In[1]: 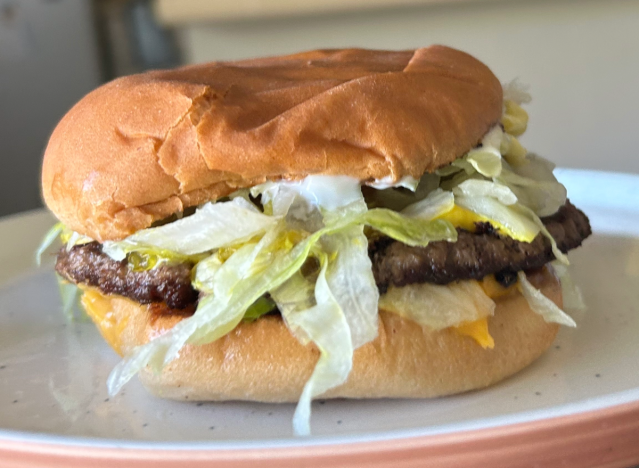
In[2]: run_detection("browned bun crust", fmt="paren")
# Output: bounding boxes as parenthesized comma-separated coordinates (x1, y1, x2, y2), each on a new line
(90, 268, 561, 402)
(42, 46, 502, 242)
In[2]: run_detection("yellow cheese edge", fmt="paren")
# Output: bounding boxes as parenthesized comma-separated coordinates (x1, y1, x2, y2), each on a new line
(437, 205, 533, 243)
(80, 289, 127, 356)
(454, 317, 494, 349)
(452, 276, 517, 349)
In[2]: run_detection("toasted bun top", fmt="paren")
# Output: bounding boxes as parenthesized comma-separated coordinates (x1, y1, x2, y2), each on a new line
(42, 46, 502, 241)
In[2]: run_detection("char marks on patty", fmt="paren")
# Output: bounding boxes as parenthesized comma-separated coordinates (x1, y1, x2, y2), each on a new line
(55, 201, 591, 309)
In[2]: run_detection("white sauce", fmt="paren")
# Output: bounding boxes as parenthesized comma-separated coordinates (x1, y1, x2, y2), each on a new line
(296, 175, 363, 210)
(367, 175, 419, 191)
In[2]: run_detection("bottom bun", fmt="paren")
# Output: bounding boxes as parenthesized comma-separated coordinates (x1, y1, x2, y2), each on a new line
(87, 268, 562, 402)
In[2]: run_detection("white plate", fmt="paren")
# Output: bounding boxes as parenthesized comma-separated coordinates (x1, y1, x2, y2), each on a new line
(1, 169, 638, 465)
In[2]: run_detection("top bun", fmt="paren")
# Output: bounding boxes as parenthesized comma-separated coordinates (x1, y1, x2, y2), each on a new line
(42, 46, 502, 241)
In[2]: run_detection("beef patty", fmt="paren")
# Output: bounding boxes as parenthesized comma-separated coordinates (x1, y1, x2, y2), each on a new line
(372, 200, 591, 293)
(55, 201, 591, 309)
(56, 242, 198, 309)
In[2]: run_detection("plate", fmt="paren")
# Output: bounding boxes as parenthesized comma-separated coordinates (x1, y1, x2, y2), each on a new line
(1, 169, 639, 467)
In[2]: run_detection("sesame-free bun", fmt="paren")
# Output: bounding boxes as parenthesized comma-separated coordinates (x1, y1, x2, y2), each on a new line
(87, 268, 561, 402)
(42, 46, 502, 242)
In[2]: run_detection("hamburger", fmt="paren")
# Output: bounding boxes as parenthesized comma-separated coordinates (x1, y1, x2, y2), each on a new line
(38, 46, 591, 435)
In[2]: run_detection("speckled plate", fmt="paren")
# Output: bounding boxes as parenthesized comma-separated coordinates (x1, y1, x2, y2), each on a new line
(1, 169, 639, 468)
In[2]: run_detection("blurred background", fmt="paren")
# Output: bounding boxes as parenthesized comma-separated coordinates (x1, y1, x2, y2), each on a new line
(1, 0, 638, 218)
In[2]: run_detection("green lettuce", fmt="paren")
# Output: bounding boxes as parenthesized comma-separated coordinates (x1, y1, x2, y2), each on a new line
(272, 258, 353, 436)
(242, 296, 277, 322)
(379, 280, 495, 330)
(102, 198, 278, 261)
(36, 223, 64, 266)
(517, 271, 576, 327)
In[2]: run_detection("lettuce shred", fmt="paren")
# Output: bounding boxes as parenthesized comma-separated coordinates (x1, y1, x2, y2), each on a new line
(517, 271, 576, 327)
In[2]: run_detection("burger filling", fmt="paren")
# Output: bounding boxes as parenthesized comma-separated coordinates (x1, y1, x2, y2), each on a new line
(38, 81, 591, 436)
(54, 200, 590, 309)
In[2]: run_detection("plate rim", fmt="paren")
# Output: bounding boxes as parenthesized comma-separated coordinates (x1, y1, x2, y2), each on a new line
(1, 399, 638, 467)
(0, 385, 638, 451)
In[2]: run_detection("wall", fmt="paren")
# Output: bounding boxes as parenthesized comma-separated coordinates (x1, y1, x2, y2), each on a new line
(0, 0, 102, 217)
(178, 0, 639, 174)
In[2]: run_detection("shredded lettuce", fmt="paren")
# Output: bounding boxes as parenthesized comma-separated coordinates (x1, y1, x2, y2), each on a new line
(436, 164, 464, 178)
(104, 159, 568, 439)
(466, 148, 502, 178)
(379, 281, 495, 330)
(37, 223, 94, 266)
(451, 158, 476, 175)
(271, 273, 315, 341)
(452, 180, 518, 205)
(356, 209, 457, 246)
(500, 134, 528, 167)
(482, 124, 506, 149)
(37, 225, 86, 320)
(64, 231, 93, 251)
(443, 126, 504, 180)
(108, 239, 284, 390)
(497, 155, 567, 217)
(36, 223, 64, 265)
(103, 198, 278, 261)
(401, 189, 455, 220)
(517, 271, 576, 327)
(321, 226, 379, 349)
(273, 258, 353, 436)
(191, 254, 224, 294)
(56, 275, 84, 321)
(503, 79, 532, 105)
(551, 262, 586, 312)
(242, 296, 277, 322)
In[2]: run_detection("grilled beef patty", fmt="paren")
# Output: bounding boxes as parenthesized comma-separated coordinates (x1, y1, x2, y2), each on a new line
(55, 201, 591, 309)
(55, 242, 197, 309)
(371, 201, 591, 293)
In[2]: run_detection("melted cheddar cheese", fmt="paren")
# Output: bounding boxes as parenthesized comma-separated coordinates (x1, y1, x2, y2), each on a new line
(479, 274, 517, 299)
(451, 276, 517, 349)
(454, 317, 494, 349)
(437, 205, 528, 240)
(81, 290, 127, 356)
(436, 205, 488, 233)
